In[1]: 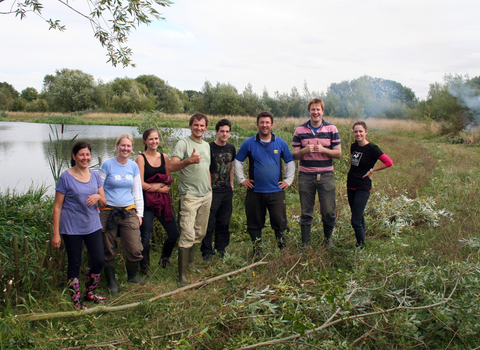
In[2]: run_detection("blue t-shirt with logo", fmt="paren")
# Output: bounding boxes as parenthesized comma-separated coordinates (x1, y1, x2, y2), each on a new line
(100, 158, 140, 207)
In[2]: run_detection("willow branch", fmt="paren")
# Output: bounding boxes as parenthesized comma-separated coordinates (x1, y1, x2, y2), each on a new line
(14, 260, 268, 322)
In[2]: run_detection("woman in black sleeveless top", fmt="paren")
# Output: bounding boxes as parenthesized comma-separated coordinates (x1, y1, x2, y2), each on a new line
(136, 128, 180, 273)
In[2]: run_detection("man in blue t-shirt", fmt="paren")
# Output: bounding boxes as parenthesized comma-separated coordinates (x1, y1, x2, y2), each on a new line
(235, 111, 295, 261)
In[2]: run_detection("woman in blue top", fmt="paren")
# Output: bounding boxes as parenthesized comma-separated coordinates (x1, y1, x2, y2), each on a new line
(52, 141, 107, 310)
(99, 134, 144, 294)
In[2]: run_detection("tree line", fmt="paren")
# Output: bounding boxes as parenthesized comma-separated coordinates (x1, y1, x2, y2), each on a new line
(1, 69, 479, 128)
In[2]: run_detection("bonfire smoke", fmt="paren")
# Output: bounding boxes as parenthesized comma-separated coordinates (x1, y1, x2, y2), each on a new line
(448, 83, 480, 124)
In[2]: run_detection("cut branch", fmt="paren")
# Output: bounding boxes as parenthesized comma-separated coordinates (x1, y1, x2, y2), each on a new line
(15, 260, 268, 322)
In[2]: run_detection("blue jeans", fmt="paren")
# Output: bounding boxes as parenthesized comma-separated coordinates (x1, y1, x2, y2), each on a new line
(347, 189, 370, 247)
(140, 209, 180, 248)
(201, 190, 233, 257)
(62, 229, 105, 279)
(298, 172, 336, 226)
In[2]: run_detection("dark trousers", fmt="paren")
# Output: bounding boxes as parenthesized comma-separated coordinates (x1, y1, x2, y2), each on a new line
(347, 189, 370, 246)
(62, 229, 105, 279)
(201, 190, 233, 257)
(298, 172, 336, 226)
(140, 209, 180, 248)
(245, 190, 288, 246)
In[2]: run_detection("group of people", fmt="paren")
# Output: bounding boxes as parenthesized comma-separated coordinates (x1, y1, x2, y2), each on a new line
(52, 98, 393, 310)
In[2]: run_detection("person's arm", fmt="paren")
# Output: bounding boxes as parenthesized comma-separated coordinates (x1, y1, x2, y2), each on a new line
(51, 191, 65, 249)
(293, 143, 314, 160)
(96, 186, 107, 208)
(229, 161, 235, 190)
(136, 154, 154, 192)
(314, 143, 342, 159)
(86, 186, 107, 208)
(363, 154, 393, 179)
(234, 158, 254, 189)
(281, 161, 295, 188)
(170, 149, 201, 172)
(132, 173, 144, 224)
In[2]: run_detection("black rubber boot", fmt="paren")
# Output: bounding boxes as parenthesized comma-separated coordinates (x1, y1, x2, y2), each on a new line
(323, 225, 334, 249)
(301, 225, 311, 246)
(103, 262, 119, 294)
(274, 230, 286, 250)
(139, 245, 150, 275)
(160, 239, 176, 268)
(125, 260, 145, 284)
(178, 247, 189, 286)
(248, 230, 263, 262)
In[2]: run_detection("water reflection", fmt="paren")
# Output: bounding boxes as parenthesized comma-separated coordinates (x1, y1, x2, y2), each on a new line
(0, 122, 214, 194)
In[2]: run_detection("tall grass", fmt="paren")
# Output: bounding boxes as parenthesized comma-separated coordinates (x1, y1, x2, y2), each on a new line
(1, 117, 480, 348)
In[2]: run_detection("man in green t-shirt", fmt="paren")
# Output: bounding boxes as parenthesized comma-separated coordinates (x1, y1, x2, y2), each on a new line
(170, 113, 212, 286)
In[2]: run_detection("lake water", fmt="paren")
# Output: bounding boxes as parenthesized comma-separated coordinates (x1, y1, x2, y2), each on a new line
(0, 122, 213, 194)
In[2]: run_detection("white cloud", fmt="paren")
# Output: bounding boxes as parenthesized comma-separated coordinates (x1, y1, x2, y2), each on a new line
(1, 0, 479, 99)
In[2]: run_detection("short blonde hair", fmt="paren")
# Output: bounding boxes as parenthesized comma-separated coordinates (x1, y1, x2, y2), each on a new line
(115, 134, 134, 149)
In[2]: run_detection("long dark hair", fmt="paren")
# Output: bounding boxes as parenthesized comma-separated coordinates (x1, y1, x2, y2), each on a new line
(142, 128, 158, 151)
(71, 141, 92, 167)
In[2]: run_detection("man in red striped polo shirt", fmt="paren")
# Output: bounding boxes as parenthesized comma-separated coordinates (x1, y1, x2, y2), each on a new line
(292, 98, 342, 248)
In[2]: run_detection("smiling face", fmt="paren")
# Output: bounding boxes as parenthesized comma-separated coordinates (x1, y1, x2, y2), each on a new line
(353, 124, 368, 143)
(257, 116, 273, 138)
(72, 147, 91, 169)
(309, 103, 324, 127)
(144, 130, 159, 151)
(189, 117, 207, 141)
(116, 137, 133, 159)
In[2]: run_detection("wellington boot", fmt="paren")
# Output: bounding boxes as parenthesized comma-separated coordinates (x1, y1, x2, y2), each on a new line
(160, 240, 176, 268)
(84, 268, 106, 304)
(323, 225, 334, 249)
(187, 245, 203, 272)
(103, 263, 119, 294)
(125, 260, 145, 284)
(178, 247, 189, 286)
(68, 278, 88, 310)
(300, 225, 311, 246)
(139, 245, 150, 275)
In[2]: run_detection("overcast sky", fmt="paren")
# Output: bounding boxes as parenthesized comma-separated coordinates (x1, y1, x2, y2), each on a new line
(1, 0, 479, 100)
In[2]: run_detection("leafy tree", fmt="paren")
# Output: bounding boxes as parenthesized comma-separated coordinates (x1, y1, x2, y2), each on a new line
(241, 83, 263, 117)
(324, 75, 417, 118)
(135, 74, 183, 113)
(20, 87, 38, 102)
(42, 68, 96, 112)
(1, 0, 172, 67)
(0, 82, 21, 111)
(182, 89, 202, 113)
(25, 98, 48, 112)
(109, 77, 154, 112)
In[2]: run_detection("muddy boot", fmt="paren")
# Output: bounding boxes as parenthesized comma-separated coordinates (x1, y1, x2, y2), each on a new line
(323, 225, 334, 249)
(125, 260, 145, 284)
(275, 230, 286, 250)
(139, 245, 150, 275)
(84, 268, 106, 304)
(300, 225, 311, 246)
(187, 244, 203, 272)
(104, 261, 119, 294)
(178, 247, 189, 286)
(160, 239, 176, 268)
(248, 230, 263, 262)
(68, 277, 88, 310)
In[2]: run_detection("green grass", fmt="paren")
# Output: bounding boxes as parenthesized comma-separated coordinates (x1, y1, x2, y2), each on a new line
(1, 120, 480, 349)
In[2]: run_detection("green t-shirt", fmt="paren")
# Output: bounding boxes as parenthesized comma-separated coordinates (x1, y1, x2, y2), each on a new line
(171, 137, 211, 196)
